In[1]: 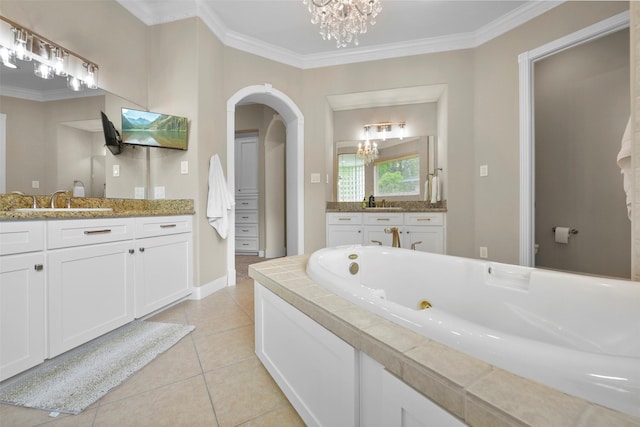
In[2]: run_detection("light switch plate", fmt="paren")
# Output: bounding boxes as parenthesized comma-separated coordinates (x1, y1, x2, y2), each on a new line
(113, 165, 120, 177)
(31, 180, 39, 189)
(479, 165, 488, 177)
(134, 187, 145, 199)
(154, 186, 165, 199)
(310, 173, 321, 183)
(480, 246, 488, 258)
(181, 161, 188, 174)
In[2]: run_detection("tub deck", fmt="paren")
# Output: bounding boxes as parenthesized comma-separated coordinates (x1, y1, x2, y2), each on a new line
(249, 254, 640, 427)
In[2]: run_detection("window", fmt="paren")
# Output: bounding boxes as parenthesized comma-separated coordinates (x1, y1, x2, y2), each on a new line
(374, 155, 420, 197)
(337, 154, 365, 202)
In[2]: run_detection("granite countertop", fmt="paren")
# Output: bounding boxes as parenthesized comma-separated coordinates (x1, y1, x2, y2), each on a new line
(249, 255, 640, 427)
(327, 201, 447, 213)
(0, 193, 194, 221)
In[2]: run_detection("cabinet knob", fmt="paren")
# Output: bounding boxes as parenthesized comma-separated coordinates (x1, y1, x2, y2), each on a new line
(34, 264, 44, 271)
(139, 248, 145, 253)
(129, 249, 135, 254)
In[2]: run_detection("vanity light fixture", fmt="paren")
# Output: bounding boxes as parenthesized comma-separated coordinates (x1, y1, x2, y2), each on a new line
(0, 15, 99, 91)
(357, 121, 406, 165)
(302, 0, 382, 48)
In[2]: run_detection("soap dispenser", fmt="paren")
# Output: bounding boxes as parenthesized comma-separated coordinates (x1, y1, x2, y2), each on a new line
(368, 194, 375, 208)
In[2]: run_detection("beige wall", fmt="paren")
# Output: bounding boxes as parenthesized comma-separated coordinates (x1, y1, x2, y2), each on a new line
(473, 1, 629, 263)
(1, 1, 632, 287)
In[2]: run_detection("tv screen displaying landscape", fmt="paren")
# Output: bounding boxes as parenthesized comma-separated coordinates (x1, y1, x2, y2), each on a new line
(121, 108, 188, 150)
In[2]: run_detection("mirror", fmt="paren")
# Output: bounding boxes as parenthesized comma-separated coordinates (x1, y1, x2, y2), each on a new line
(331, 97, 441, 202)
(0, 59, 143, 197)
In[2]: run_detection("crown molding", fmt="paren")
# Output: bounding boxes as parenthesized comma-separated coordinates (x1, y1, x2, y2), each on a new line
(120, 0, 565, 69)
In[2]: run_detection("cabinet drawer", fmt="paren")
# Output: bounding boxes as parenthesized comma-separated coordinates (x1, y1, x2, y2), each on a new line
(236, 211, 258, 224)
(404, 212, 444, 226)
(236, 198, 258, 210)
(135, 215, 193, 239)
(47, 218, 134, 249)
(236, 224, 258, 238)
(0, 221, 45, 256)
(236, 239, 258, 251)
(327, 213, 362, 225)
(363, 212, 403, 226)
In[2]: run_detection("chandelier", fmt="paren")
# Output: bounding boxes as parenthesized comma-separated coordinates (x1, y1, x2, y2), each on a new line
(356, 122, 406, 165)
(302, 0, 382, 48)
(0, 16, 99, 92)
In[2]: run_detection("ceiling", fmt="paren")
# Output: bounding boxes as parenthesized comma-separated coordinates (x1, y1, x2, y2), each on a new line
(0, 0, 562, 100)
(117, 0, 563, 69)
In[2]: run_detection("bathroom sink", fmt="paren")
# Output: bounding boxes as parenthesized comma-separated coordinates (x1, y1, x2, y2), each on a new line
(14, 208, 114, 212)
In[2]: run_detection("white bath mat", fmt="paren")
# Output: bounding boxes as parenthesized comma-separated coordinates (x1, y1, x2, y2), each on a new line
(0, 320, 195, 415)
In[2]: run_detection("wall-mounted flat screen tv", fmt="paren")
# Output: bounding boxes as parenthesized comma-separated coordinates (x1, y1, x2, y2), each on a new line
(121, 108, 188, 150)
(101, 111, 122, 155)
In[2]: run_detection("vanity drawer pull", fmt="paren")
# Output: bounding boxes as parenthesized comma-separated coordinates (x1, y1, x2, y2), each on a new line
(160, 224, 177, 228)
(84, 229, 112, 235)
(376, 218, 390, 221)
(34, 264, 44, 271)
(338, 218, 352, 221)
(417, 218, 432, 222)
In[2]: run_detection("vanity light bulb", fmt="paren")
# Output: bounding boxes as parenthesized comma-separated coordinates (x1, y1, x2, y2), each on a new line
(0, 47, 18, 69)
(84, 63, 99, 89)
(67, 75, 84, 91)
(53, 48, 68, 76)
(34, 61, 54, 79)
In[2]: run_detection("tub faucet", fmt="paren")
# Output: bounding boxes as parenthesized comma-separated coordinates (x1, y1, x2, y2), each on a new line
(50, 190, 68, 208)
(11, 191, 37, 208)
(384, 227, 401, 248)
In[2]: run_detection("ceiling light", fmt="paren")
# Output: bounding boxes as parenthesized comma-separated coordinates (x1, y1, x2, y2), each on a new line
(83, 63, 99, 89)
(303, 0, 382, 48)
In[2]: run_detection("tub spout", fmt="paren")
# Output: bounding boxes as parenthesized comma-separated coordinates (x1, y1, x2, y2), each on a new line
(384, 227, 401, 248)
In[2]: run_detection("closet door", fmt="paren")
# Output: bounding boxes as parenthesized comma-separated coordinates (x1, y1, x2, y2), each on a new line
(235, 135, 259, 195)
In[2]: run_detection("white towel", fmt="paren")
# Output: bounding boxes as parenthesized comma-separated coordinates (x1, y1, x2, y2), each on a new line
(207, 154, 235, 238)
(617, 117, 632, 219)
(430, 176, 439, 204)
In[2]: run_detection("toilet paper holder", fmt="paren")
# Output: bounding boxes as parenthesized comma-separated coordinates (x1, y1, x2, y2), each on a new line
(552, 227, 578, 235)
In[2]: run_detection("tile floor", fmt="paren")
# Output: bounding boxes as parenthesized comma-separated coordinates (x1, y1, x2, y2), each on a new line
(0, 278, 305, 427)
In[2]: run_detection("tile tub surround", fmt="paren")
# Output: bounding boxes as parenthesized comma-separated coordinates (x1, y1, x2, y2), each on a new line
(0, 194, 194, 220)
(249, 256, 640, 427)
(326, 200, 447, 212)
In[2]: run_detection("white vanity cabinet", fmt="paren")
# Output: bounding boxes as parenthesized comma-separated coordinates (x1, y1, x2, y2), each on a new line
(235, 195, 259, 254)
(326, 213, 363, 247)
(0, 221, 45, 381)
(134, 216, 193, 318)
(402, 212, 445, 253)
(47, 218, 135, 357)
(363, 212, 403, 247)
(325, 211, 446, 254)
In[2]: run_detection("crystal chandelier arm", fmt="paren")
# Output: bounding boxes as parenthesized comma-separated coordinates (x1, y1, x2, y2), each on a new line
(310, 0, 333, 8)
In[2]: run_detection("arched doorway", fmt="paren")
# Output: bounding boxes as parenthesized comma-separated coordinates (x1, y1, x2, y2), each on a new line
(226, 84, 304, 284)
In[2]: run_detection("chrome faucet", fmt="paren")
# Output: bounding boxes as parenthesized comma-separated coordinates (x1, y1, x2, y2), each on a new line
(11, 191, 37, 208)
(50, 190, 68, 208)
(384, 227, 401, 248)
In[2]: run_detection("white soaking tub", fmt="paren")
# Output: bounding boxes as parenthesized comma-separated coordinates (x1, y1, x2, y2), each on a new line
(306, 245, 640, 418)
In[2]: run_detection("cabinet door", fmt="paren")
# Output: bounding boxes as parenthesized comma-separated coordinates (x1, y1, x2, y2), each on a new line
(0, 253, 45, 381)
(48, 241, 134, 357)
(403, 227, 444, 254)
(363, 226, 399, 247)
(135, 233, 193, 318)
(235, 136, 259, 194)
(327, 225, 363, 247)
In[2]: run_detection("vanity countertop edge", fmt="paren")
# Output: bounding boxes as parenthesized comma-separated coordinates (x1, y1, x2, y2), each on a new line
(0, 195, 195, 221)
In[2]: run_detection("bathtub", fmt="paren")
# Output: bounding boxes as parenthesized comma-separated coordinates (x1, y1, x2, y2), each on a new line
(306, 246, 640, 418)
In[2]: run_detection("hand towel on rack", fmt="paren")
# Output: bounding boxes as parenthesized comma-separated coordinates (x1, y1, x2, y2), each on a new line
(207, 154, 235, 239)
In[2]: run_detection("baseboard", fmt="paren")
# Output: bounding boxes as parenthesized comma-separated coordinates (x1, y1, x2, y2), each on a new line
(189, 275, 229, 300)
